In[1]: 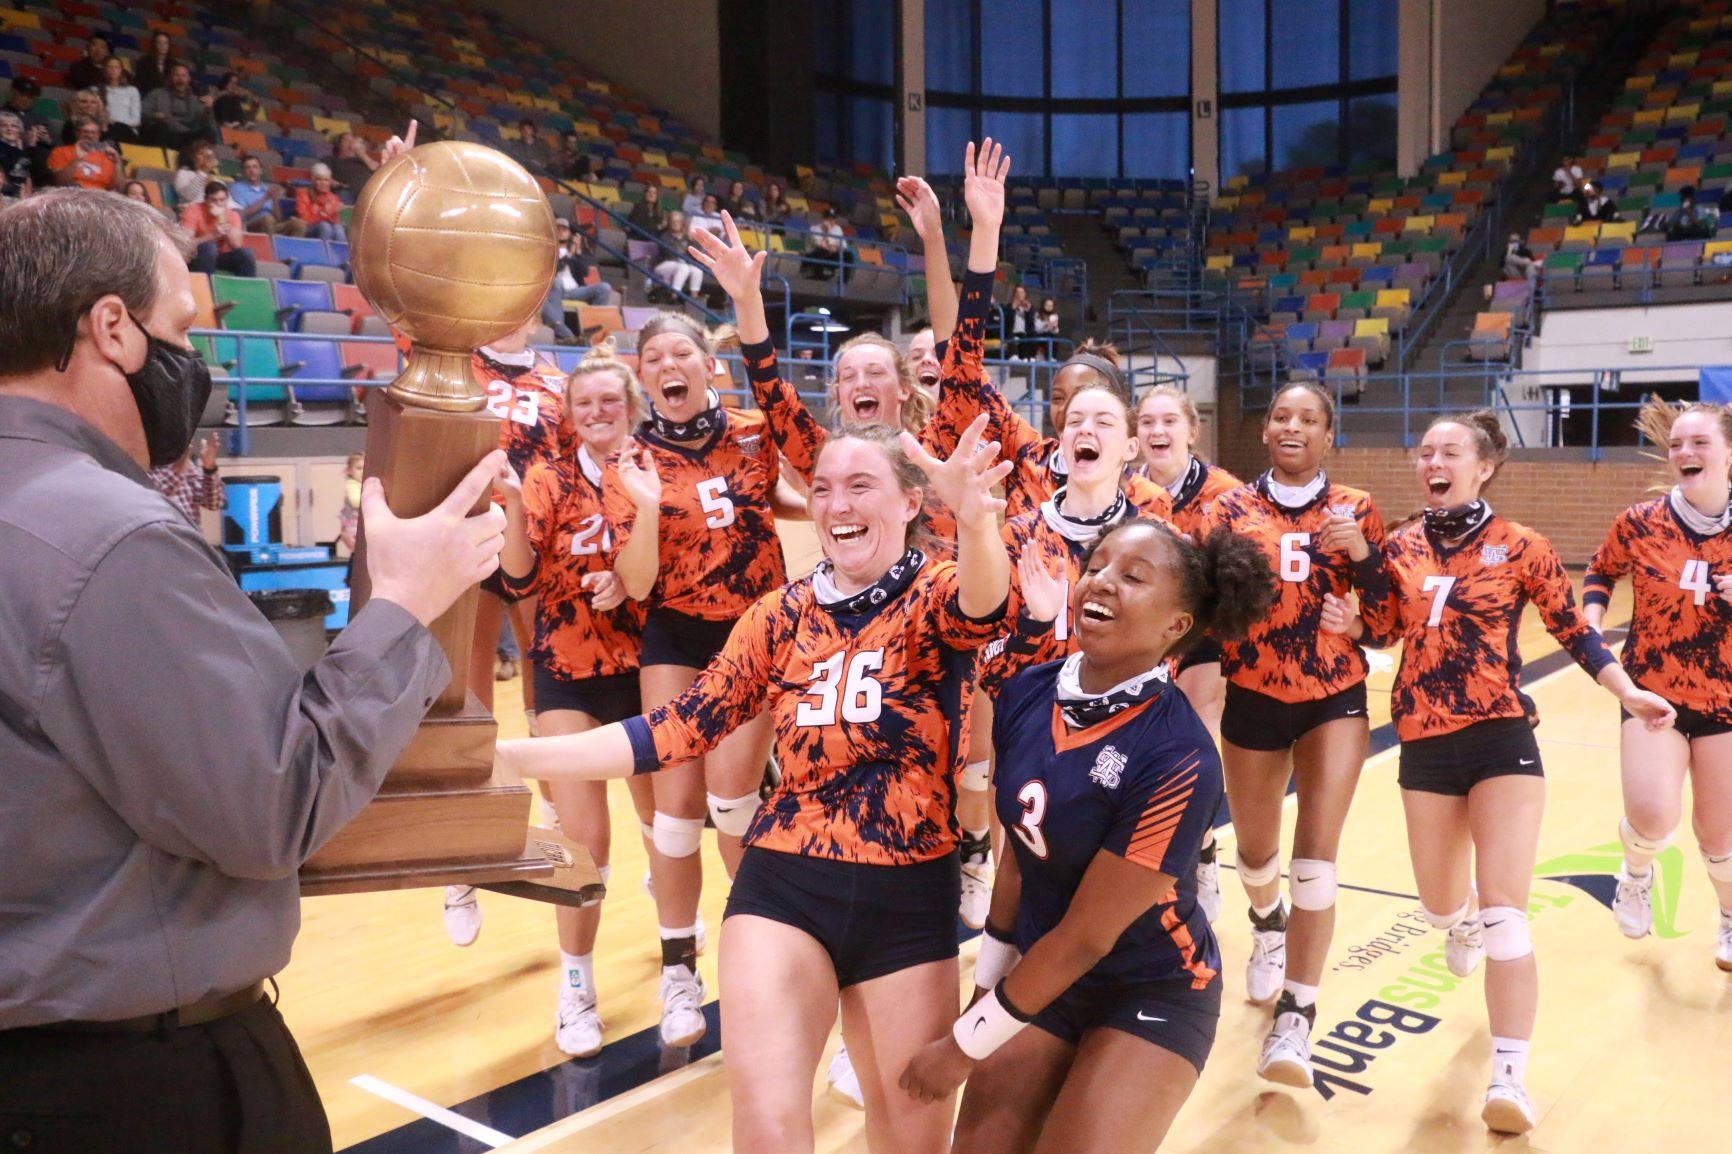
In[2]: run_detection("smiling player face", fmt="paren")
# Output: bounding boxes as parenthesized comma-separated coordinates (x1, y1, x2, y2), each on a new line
(835, 342, 907, 428)
(1137, 392, 1196, 485)
(637, 331, 709, 424)
(809, 437, 923, 592)
(1073, 522, 1193, 678)
(1668, 410, 1731, 503)
(1414, 421, 1496, 509)
(1262, 386, 1332, 483)
(1060, 388, 1137, 491)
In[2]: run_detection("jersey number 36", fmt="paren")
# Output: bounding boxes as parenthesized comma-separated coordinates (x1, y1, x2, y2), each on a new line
(795, 649, 885, 726)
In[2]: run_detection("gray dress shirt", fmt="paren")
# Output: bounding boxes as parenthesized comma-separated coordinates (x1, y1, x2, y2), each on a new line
(0, 397, 449, 1028)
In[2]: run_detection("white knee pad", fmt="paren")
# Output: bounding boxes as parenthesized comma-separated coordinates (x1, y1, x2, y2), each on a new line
(1480, 906, 1532, 961)
(1620, 817, 1674, 858)
(1703, 849, 1732, 883)
(960, 759, 992, 793)
(651, 812, 705, 859)
(639, 821, 656, 843)
(1236, 849, 1281, 888)
(1288, 858, 1338, 912)
(706, 791, 760, 838)
(1422, 897, 1471, 931)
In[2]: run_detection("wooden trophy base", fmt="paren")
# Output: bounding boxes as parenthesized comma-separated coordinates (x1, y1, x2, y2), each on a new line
(299, 392, 556, 895)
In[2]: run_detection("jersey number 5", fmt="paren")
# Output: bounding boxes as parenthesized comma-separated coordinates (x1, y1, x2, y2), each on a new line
(795, 649, 885, 726)
(1681, 559, 1713, 606)
(1011, 780, 1050, 859)
(696, 476, 736, 529)
(1278, 532, 1312, 583)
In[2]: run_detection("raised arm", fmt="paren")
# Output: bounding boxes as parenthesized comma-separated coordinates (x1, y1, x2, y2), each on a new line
(692, 212, 827, 483)
(903, 413, 1013, 621)
(897, 175, 958, 343)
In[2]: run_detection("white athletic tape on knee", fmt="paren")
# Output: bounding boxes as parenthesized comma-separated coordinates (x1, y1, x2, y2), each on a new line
(960, 759, 992, 793)
(706, 791, 760, 837)
(1703, 849, 1732, 883)
(1236, 849, 1281, 888)
(1620, 817, 1674, 858)
(1288, 858, 1337, 911)
(1422, 897, 1471, 931)
(652, 812, 705, 858)
(1480, 906, 1532, 961)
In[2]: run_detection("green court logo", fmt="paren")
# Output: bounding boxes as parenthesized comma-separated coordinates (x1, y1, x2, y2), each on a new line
(1533, 841, 1688, 939)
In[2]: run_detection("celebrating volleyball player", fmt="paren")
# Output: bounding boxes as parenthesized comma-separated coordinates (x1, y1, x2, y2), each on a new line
(493, 347, 663, 1057)
(499, 414, 1014, 1154)
(899, 519, 1276, 1154)
(1198, 381, 1385, 1087)
(1584, 399, 1732, 969)
(604, 311, 804, 1047)
(1137, 385, 1242, 922)
(1344, 410, 1674, 1133)
(443, 313, 572, 947)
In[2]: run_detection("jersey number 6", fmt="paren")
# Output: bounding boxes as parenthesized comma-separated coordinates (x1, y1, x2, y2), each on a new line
(1011, 780, 1050, 859)
(795, 649, 885, 726)
(696, 476, 736, 529)
(1278, 532, 1312, 583)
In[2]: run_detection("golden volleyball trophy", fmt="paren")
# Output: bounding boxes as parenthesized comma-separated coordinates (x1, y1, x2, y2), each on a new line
(301, 142, 562, 895)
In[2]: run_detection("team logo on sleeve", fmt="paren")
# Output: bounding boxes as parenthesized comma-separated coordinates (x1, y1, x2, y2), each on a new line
(736, 432, 763, 456)
(1090, 745, 1127, 790)
(1480, 543, 1510, 565)
(1328, 503, 1358, 518)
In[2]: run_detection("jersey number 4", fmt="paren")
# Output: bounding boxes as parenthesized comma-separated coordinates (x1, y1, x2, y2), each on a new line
(696, 476, 736, 529)
(795, 649, 885, 726)
(1011, 780, 1050, 859)
(1681, 559, 1713, 606)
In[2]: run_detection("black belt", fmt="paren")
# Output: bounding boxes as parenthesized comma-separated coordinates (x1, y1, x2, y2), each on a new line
(10, 982, 267, 1037)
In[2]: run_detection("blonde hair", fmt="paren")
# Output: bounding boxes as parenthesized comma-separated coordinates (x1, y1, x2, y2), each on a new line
(833, 331, 930, 433)
(1637, 394, 1732, 489)
(1138, 384, 1198, 431)
(637, 311, 737, 356)
(568, 337, 648, 425)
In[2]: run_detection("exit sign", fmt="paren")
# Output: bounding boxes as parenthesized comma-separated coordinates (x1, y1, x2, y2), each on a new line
(1629, 335, 1654, 353)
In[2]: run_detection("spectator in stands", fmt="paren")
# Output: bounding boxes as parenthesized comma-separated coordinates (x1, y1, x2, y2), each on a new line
(3, 78, 49, 143)
(149, 436, 227, 528)
(1006, 283, 1038, 360)
(1668, 186, 1715, 241)
(180, 180, 258, 278)
(1584, 187, 1621, 224)
(1553, 155, 1588, 220)
(689, 193, 724, 237)
(59, 89, 115, 146)
(762, 180, 791, 225)
(803, 206, 849, 281)
(651, 210, 703, 300)
(543, 219, 620, 341)
(326, 133, 379, 197)
(1036, 295, 1061, 350)
(681, 175, 707, 216)
(296, 163, 348, 242)
(173, 140, 220, 209)
(132, 30, 179, 97)
(211, 73, 259, 129)
(1503, 233, 1539, 283)
(556, 131, 590, 181)
(48, 117, 123, 191)
(513, 119, 555, 175)
(230, 154, 304, 237)
(102, 58, 140, 144)
(141, 64, 214, 150)
(67, 33, 116, 93)
(628, 184, 667, 234)
(720, 178, 757, 221)
(0, 112, 37, 200)
(121, 178, 175, 222)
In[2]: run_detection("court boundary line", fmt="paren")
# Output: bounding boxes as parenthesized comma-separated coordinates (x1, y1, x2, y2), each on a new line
(349, 1074, 515, 1149)
(491, 1053, 727, 1151)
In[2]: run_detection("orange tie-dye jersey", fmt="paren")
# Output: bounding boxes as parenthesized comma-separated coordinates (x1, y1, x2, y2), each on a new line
(603, 407, 787, 621)
(1584, 498, 1732, 722)
(1202, 478, 1386, 702)
(622, 557, 1005, 863)
(511, 449, 644, 681)
(737, 337, 968, 551)
(1359, 516, 1615, 741)
(1161, 462, 1243, 541)
(474, 350, 570, 479)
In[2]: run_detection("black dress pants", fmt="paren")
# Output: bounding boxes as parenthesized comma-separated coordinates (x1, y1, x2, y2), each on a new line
(0, 998, 331, 1154)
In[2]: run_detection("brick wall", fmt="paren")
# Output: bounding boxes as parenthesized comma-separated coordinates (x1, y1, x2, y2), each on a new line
(1214, 388, 1663, 565)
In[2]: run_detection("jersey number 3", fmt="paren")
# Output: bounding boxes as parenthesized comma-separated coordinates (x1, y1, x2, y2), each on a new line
(1011, 780, 1050, 859)
(795, 649, 885, 726)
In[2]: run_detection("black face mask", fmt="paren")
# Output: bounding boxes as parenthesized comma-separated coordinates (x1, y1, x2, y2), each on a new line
(123, 314, 212, 468)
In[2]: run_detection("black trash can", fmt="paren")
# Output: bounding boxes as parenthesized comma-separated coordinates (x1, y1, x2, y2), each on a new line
(247, 589, 333, 670)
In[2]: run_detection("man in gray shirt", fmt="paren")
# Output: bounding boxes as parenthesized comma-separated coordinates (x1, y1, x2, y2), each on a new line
(140, 62, 214, 150)
(0, 191, 506, 1151)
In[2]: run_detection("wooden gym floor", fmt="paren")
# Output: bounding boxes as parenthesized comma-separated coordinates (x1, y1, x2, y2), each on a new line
(285, 523, 1730, 1153)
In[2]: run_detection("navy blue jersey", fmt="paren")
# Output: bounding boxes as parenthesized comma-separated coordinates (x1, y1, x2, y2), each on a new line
(993, 660, 1224, 989)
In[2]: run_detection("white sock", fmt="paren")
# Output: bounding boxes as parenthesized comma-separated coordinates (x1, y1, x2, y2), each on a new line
(1626, 859, 1653, 879)
(660, 923, 699, 941)
(1283, 980, 1319, 1009)
(1491, 1036, 1529, 1084)
(1252, 898, 1282, 919)
(560, 951, 595, 1001)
